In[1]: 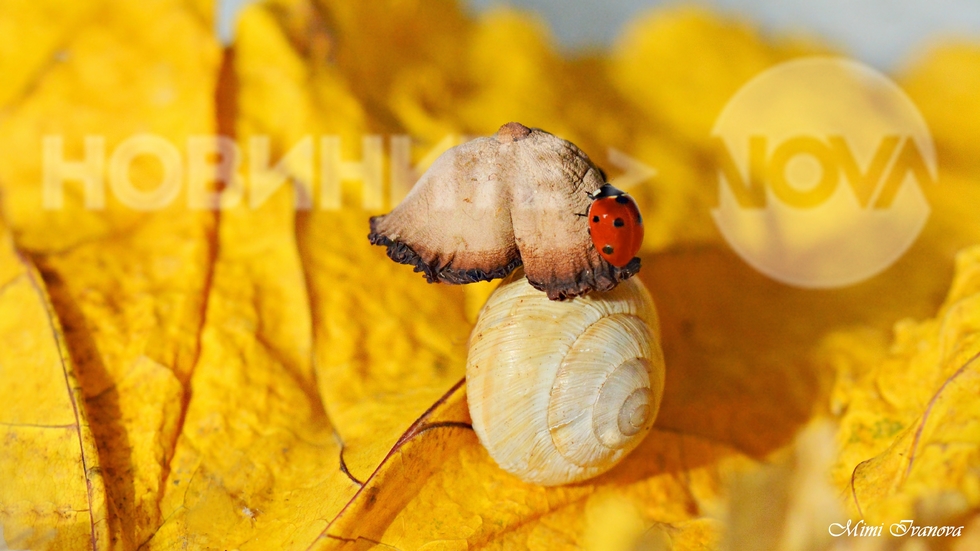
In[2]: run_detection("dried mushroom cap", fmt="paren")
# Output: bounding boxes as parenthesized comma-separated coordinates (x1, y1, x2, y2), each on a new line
(368, 122, 640, 300)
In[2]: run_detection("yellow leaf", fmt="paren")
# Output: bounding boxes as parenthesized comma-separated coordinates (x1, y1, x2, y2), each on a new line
(828, 246, 980, 522)
(455, 8, 572, 138)
(0, 222, 108, 550)
(149, 187, 362, 549)
(0, 0, 220, 548)
(901, 42, 980, 174)
(721, 421, 842, 551)
(233, 0, 473, 488)
(610, 6, 830, 148)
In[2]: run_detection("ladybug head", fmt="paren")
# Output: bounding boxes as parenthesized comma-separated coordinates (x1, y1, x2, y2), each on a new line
(588, 183, 627, 200)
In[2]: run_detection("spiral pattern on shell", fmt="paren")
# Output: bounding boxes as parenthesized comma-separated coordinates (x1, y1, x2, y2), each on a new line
(466, 269, 665, 486)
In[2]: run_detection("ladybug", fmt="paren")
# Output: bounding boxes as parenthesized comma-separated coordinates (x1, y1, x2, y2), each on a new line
(586, 183, 644, 267)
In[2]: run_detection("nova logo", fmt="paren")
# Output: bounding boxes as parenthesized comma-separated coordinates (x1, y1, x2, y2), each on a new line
(711, 57, 936, 288)
(713, 134, 933, 210)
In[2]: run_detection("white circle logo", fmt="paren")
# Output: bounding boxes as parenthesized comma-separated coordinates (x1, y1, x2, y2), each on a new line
(711, 57, 936, 288)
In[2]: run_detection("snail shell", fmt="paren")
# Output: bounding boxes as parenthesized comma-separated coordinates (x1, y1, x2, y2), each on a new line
(466, 268, 665, 485)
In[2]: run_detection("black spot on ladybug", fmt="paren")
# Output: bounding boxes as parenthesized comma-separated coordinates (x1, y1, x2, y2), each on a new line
(613, 218, 624, 227)
(637, 214, 643, 224)
(592, 215, 600, 223)
(603, 245, 614, 255)
(615, 195, 630, 204)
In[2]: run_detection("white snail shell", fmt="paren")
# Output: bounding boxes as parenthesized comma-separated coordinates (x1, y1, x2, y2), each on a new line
(466, 269, 665, 485)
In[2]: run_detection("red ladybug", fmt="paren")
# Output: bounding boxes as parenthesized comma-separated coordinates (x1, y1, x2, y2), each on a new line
(586, 184, 644, 267)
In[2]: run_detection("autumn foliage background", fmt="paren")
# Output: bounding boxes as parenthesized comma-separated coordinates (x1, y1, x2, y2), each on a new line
(1, 0, 980, 549)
